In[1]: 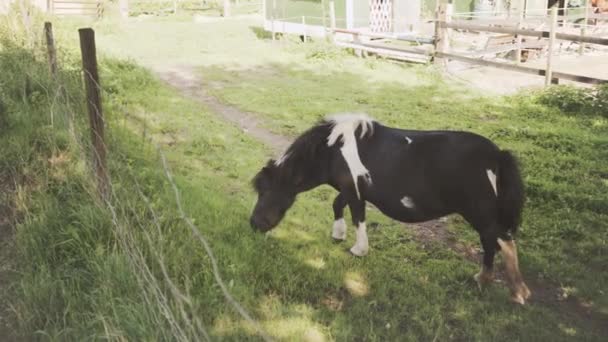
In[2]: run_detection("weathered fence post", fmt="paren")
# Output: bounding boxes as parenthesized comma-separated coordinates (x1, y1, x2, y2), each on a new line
(329, 0, 336, 43)
(514, 0, 524, 63)
(545, 6, 558, 86)
(119, 0, 129, 18)
(321, 0, 327, 35)
(433, 3, 447, 66)
(271, 0, 277, 40)
(580, 0, 589, 55)
(302, 16, 307, 42)
(44, 22, 57, 77)
(223, 0, 230, 17)
(79, 28, 110, 201)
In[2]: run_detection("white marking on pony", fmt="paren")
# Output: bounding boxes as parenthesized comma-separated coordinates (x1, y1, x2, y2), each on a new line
(350, 221, 369, 256)
(405, 136, 412, 144)
(332, 218, 347, 240)
(400, 196, 415, 208)
(326, 113, 375, 199)
(486, 169, 498, 196)
(274, 151, 291, 166)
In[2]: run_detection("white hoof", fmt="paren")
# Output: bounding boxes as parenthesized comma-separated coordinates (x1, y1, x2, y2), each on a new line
(349, 245, 368, 257)
(332, 218, 347, 241)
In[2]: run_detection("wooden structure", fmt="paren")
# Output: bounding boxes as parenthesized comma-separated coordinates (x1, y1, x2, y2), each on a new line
(50, 0, 104, 18)
(263, 0, 422, 38)
(0, 0, 103, 18)
(329, 2, 607, 85)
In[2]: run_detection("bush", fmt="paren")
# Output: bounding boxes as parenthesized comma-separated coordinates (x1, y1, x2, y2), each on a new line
(537, 84, 608, 117)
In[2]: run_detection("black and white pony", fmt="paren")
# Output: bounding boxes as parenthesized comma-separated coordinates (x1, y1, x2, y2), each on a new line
(250, 113, 531, 304)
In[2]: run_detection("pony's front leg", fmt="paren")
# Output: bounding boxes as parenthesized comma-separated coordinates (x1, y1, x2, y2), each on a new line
(348, 199, 368, 257)
(332, 193, 348, 241)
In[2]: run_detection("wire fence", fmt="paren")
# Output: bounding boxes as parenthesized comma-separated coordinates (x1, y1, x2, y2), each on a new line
(2, 9, 273, 341)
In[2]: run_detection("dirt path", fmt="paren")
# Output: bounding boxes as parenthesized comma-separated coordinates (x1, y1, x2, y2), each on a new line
(154, 64, 608, 336)
(154, 65, 290, 152)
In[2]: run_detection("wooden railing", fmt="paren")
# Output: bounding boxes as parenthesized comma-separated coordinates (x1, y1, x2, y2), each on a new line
(50, 0, 104, 19)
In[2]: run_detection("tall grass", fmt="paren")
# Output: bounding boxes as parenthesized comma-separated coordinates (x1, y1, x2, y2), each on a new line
(0, 9, 269, 341)
(2, 6, 607, 341)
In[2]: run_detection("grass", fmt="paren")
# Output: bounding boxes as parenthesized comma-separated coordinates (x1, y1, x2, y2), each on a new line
(1, 9, 607, 342)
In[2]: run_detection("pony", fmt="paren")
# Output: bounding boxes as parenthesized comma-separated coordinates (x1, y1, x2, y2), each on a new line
(250, 113, 531, 304)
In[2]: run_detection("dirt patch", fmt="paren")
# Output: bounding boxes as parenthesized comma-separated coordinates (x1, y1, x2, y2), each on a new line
(408, 218, 480, 263)
(407, 218, 608, 336)
(0, 171, 17, 340)
(154, 64, 291, 153)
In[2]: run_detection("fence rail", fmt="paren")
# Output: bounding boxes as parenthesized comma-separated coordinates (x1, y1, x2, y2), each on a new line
(442, 21, 608, 45)
(50, 0, 103, 19)
(434, 4, 607, 86)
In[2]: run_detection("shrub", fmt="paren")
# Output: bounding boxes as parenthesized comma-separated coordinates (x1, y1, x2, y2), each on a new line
(537, 84, 608, 117)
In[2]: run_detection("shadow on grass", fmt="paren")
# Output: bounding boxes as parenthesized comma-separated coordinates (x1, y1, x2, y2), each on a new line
(249, 25, 274, 40)
(176, 61, 608, 339)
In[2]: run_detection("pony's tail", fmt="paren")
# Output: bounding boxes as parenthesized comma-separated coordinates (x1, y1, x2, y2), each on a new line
(497, 150, 525, 236)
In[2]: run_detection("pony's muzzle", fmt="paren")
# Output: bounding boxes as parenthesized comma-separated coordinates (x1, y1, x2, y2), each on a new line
(250, 216, 272, 232)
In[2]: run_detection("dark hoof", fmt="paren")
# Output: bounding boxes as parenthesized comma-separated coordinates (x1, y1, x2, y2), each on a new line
(332, 237, 346, 244)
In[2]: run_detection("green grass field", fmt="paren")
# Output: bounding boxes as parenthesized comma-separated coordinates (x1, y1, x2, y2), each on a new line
(1, 8, 607, 341)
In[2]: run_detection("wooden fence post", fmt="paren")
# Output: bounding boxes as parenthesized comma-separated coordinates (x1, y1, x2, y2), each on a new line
(545, 6, 558, 86)
(119, 0, 129, 18)
(321, 0, 327, 35)
(271, 0, 277, 40)
(329, 0, 336, 42)
(223, 0, 230, 17)
(301, 16, 307, 42)
(79, 28, 110, 201)
(44, 22, 57, 77)
(434, 4, 447, 65)
(580, 0, 589, 55)
(515, 0, 524, 63)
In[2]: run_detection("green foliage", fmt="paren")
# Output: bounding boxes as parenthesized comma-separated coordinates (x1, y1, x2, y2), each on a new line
(1, 12, 607, 342)
(537, 84, 608, 117)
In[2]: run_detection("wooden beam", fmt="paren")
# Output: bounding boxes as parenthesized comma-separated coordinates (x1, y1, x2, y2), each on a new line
(442, 21, 608, 45)
(79, 28, 110, 201)
(336, 42, 430, 63)
(332, 28, 434, 44)
(44, 22, 57, 77)
(436, 52, 607, 84)
(345, 41, 431, 56)
(434, 4, 448, 65)
(546, 6, 557, 86)
(329, 0, 336, 42)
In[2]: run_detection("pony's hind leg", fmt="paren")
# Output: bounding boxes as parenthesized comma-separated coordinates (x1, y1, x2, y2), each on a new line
(332, 193, 348, 241)
(497, 238, 531, 305)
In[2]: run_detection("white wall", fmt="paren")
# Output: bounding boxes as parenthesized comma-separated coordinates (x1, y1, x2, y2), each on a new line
(394, 0, 421, 32)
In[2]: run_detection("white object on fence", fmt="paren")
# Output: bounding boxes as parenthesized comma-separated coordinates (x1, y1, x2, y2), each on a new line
(545, 6, 558, 86)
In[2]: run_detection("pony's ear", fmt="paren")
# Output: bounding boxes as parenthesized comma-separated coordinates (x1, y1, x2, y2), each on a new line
(252, 165, 273, 192)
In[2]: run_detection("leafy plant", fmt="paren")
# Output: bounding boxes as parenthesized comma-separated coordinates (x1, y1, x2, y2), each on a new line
(537, 84, 608, 117)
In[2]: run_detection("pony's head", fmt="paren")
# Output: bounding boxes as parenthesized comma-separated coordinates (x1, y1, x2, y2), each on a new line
(250, 160, 298, 232)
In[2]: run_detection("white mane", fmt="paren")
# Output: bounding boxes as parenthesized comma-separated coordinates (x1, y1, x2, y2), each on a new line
(326, 113, 376, 199)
